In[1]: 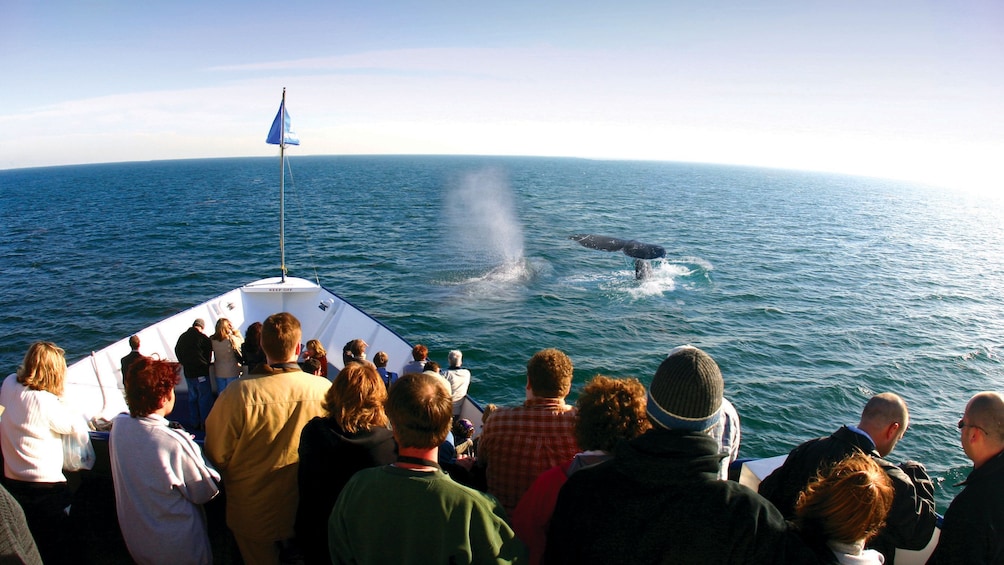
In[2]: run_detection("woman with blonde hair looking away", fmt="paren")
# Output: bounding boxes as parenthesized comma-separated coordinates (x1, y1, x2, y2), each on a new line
(210, 317, 244, 393)
(0, 341, 90, 564)
(295, 362, 396, 565)
(794, 452, 895, 564)
(302, 339, 328, 378)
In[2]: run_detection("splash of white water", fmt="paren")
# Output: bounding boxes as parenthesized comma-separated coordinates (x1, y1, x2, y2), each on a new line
(445, 167, 525, 266)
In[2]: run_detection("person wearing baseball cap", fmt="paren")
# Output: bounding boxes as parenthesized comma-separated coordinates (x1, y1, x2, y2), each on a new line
(544, 345, 816, 564)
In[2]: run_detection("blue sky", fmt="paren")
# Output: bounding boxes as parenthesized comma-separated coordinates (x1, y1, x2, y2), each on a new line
(2, 1, 1001, 192)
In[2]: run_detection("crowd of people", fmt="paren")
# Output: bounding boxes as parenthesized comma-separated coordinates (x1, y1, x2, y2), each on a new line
(0, 315, 1001, 564)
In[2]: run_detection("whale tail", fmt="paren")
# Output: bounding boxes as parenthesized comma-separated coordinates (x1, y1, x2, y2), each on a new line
(570, 234, 666, 260)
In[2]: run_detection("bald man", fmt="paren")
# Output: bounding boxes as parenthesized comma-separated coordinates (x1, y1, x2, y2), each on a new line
(928, 391, 1004, 564)
(758, 393, 936, 563)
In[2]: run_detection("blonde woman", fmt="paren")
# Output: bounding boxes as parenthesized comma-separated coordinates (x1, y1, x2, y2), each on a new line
(302, 339, 328, 378)
(210, 318, 244, 393)
(0, 341, 90, 564)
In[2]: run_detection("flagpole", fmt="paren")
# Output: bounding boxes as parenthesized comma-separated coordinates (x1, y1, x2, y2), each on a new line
(279, 87, 287, 282)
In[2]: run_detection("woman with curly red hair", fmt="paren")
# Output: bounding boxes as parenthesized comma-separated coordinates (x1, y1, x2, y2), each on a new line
(109, 357, 220, 565)
(511, 374, 651, 565)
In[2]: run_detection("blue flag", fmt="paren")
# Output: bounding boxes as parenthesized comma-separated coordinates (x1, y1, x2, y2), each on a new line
(266, 100, 300, 145)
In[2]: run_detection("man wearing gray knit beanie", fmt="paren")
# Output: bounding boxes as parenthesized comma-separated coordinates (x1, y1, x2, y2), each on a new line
(545, 346, 818, 564)
(648, 345, 742, 479)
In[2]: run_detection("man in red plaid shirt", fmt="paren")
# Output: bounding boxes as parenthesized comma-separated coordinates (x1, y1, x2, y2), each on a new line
(479, 348, 579, 513)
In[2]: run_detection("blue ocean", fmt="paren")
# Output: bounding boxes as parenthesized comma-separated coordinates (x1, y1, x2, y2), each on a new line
(2, 156, 1002, 510)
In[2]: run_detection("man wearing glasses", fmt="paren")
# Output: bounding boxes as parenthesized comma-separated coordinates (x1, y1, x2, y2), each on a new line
(928, 391, 1004, 564)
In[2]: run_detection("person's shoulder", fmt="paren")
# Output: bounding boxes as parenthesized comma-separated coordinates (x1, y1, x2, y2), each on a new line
(302, 372, 334, 393)
(560, 455, 617, 489)
(441, 473, 507, 508)
(299, 415, 330, 435)
(334, 466, 388, 505)
(108, 412, 133, 436)
(0, 373, 17, 391)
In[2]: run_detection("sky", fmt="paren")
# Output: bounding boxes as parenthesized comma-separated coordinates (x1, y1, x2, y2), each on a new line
(2, 1, 1002, 193)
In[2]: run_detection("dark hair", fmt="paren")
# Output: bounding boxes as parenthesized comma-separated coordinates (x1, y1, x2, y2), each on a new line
(575, 375, 651, 452)
(245, 322, 263, 355)
(301, 358, 322, 376)
(527, 348, 573, 398)
(124, 358, 182, 417)
(386, 372, 452, 449)
(423, 361, 440, 373)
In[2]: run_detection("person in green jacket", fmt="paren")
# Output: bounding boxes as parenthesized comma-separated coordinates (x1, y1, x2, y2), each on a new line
(328, 372, 526, 564)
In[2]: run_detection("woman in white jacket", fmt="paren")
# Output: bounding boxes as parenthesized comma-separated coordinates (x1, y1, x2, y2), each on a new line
(0, 341, 89, 564)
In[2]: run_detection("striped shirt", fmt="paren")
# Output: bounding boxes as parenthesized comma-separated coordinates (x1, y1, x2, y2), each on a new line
(480, 398, 578, 513)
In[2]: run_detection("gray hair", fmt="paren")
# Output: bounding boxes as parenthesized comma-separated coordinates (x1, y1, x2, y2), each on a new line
(448, 349, 463, 367)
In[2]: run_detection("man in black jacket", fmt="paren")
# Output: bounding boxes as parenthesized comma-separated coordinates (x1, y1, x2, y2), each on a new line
(545, 346, 817, 564)
(928, 391, 1004, 564)
(119, 334, 144, 378)
(174, 318, 213, 429)
(758, 393, 936, 563)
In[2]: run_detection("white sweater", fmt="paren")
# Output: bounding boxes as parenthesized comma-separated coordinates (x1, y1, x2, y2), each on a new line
(109, 413, 220, 565)
(0, 374, 86, 483)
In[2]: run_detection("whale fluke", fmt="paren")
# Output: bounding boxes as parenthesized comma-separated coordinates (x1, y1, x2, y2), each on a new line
(570, 234, 666, 260)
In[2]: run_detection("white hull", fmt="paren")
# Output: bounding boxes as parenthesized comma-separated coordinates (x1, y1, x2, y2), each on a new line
(64, 276, 416, 421)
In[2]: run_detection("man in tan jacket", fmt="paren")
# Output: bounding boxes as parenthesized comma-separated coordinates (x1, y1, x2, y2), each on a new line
(205, 312, 330, 565)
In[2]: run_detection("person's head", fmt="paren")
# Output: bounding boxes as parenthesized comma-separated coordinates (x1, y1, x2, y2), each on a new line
(526, 348, 574, 399)
(453, 418, 475, 440)
(324, 362, 389, 433)
(373, 351, 389, 368)
(960, 391, 1004, 468)
(423, 360, 440, 374)
(17, 341, 68, 396)
(343, 339, 368, 364)
(575, 375, 651, 452)
(305, 339, 326, 357)
(647, 345, 723, 432)
(386, 372, 453, 449)
(412, 344, 428, 362)
(245, 322, 263, 352)
(260, 312, 302, 363)
(212, 317, 234, 341)
(128, 335, 141, 350)
(448, 350, 463, 368)
(857, 393, 909, 457)
(301, 358, 322, 376)
(193, 318, 205, 330)
(123, 357, 181, 418)
(794, 452, 894, 546)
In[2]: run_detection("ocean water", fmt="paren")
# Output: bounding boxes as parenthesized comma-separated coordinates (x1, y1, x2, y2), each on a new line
(2, 155, 1002, 510)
